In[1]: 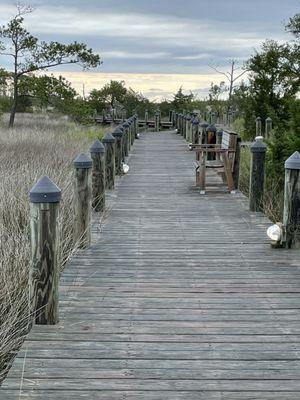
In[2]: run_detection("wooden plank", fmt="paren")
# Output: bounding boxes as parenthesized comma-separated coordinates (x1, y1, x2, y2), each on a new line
(2, 131, 300, 399)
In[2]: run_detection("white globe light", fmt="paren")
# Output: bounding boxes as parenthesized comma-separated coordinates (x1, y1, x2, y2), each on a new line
(267, 224, 282, 242)
(123, 164, 129, 174)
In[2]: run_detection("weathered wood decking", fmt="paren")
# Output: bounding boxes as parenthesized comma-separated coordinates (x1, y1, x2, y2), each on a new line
(2, 131, 300, 399)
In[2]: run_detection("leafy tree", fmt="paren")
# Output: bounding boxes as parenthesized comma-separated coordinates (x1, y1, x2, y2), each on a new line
(122, 88, 152, 116)
(99, 80, 127, 108)
(0, 5, 101, 126)
(286, 13, 300, 37)
(88, 89, 108, 113)
(171, 87, 194, 112)
(18, 74, 77, 109)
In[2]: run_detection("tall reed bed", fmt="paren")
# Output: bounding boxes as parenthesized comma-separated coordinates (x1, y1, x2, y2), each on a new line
(0, 113, 104, 383)
(239, 146, 284, 222)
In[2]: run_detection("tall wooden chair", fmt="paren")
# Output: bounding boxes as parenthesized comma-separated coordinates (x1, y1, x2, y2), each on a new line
(193, 131, 238, 194)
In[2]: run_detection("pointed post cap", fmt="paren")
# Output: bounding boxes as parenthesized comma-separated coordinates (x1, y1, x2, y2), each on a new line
(74, 153, 93, 168)
(285, 151, 300, 170)
(266, 117, 272, 122)
(123, 122, 130, 128)
(29, 176, 61, 203)
(90, 139, 105, 154)
(192, 118, 199, 125)
(112, 127, 124, 138)
(102, 132, 116, 143)
(201, 122, 209, 128)
(250, 137, 267, 153)
(256, 116, 262, 121)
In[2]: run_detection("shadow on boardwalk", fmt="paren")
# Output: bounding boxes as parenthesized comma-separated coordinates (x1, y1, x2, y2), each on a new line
(2, 131, 300, 399)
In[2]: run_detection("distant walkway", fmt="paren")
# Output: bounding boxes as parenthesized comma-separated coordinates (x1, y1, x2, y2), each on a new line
(2, 132, 300, 399)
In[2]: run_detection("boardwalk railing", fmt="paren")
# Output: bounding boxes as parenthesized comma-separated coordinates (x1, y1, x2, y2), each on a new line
(28, 115, 138, 327)
(171, 110, 300, 250)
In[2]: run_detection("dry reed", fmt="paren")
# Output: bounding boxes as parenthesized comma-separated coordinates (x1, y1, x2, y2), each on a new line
(0, 113, 105, 383)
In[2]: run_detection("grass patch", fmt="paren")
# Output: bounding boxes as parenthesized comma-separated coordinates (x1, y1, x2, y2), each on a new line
(0, 113, 112, 383)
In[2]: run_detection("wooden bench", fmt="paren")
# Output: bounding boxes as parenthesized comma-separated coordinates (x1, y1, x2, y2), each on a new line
(191, 131, 238, 194)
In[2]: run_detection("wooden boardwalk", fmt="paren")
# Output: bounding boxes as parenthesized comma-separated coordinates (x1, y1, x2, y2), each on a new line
(2, 131, 300, 399)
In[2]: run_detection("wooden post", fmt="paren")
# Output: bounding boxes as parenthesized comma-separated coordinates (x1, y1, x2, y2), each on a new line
(126, 119, 132, 150)
(192, 118, 199, 144)
(73, 153, 93, 249)
(155, 112, 160, 132)
(158, 109, 161, 126)
(249, 138, 267, 212)
(123, 122, 130, 157)
(178, 114, 182, 135)
(130, 118, 135, 146)
(182, 115, 186, 139)
(175, 113, 179, 132)
(283, 152, 300, 249)
(265, 117, 272, 138)
(169, 110, 172, 122)
(256, 117, 262, 136)
(121, 123, 126, 162)
(145, 110, 148, 126)
(135, 115, 139, 138)
(186, 116, 191, 142)
(200, 122, 209, 144)
(233, 136, 242, 190)
(112, 127, 124, 175)
(90, 139, 105, 212)
(103, 133, 116, 189)
(29, 176, 61, 325)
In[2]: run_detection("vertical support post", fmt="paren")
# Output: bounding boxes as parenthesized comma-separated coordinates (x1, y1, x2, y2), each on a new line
(249, 138, 267, 212)
(90, 139, 106, 212)
(186, 116, 191, 142)
(256, 117, 262, 136)
(134, 115, 138, 139)
(265, 117, 272, 138)
(121, 123, 126, 161)
(123, 122, 129, 157)
(283, 152, 300, 249)
(127, 121, 132, 152)
(179, 114, 183, 135)
(73, 153, 93, 249)
(192, 118, 199, 144)
(155, 112, 160, 132)
(103, 133, 116, 189)
(233, 136, 242, 190)
(29, 176, 61, 325)
(200, 122, 209, 144)
(169, 109, 173, 122)
(112, 127, 124, 175)
(130, 118, 135, 145)
(183, 115, 186, 139)
(145, 109, 148, 126)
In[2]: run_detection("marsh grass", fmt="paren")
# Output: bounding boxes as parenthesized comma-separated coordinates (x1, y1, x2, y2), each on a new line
(239, 146, 284, 222)
(0, 113, 108, 383)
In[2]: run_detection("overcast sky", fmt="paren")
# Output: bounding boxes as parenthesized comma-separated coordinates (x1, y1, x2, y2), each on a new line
(0, 1, 299, 99)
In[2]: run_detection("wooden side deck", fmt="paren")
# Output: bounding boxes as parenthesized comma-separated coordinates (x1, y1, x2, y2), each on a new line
(2, 131, 300, 399)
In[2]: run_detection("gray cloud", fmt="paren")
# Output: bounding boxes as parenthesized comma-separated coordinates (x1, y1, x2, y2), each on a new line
(0, 0, 298, 98)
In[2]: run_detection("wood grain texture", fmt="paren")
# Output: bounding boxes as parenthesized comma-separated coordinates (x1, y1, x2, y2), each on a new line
(91, 151, 105, 212)
(249, 150, 266, 212)
(2, 131, 300, 399)
(73, 167, 92, 249)
(105, 141, 116, 190)
(29, 202, 60, 325)
(283, 168, 300, 249)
